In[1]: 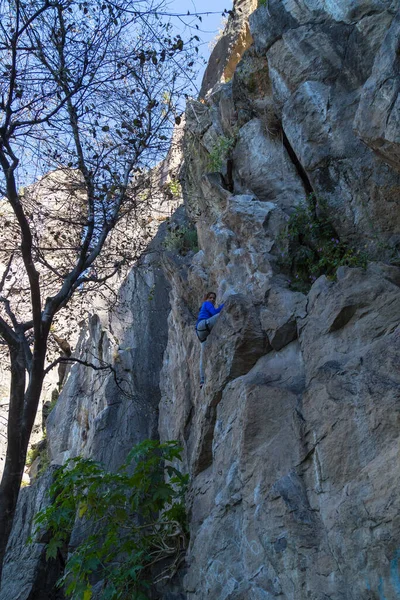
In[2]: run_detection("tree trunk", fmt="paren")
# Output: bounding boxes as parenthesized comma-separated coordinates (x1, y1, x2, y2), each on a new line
(0, 346, 26, 583)
(0, 341, 46, 585)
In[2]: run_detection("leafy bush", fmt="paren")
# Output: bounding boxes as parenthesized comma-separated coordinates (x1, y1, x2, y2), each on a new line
(167, 179, 182, 199)
(278, 194, 368, 292)
(164, 225, 198, 255)
(207, 134, 236, 172)
(33, 440, 188, 600)
(26, 446, 40, 467)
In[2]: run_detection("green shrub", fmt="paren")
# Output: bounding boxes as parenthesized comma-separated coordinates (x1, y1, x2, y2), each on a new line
(33, 440, 188, 600)
(278, 194, 368, 292)
(258, 0, 267, 6)
(26, 446, 40, 466)
(164, 225, 198, 255)
(207, 134, 236, 172)
(167, 179, 181, 198)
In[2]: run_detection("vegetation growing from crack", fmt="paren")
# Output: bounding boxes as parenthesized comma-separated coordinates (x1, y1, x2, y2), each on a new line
(207, 134, 237, 172)
(167, 178, 182, 199)
(26, 445, 42, 467)
(25, 437, 50, 480)
(278, 194, 368, 293)
(33, 440, 188, 600)
(164, 225, 199, 255)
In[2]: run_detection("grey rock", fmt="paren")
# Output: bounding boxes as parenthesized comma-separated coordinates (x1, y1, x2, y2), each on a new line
(162, 256, 400, 599)
(319, 0, 397, 24)
(233, 118, 306, 207)
(267, 24, 347, 111)
(232, 48, 277, 132)
(354, 10, 400, 171)
(272, 12, 400, 251)
(0, 467, 63, 600)
(283, 81, 333, 170)
(47, 230, 172, 470)
(260, 285, 307, 350)
(249, 0, 298, 54)
(183, 343, 308, 599)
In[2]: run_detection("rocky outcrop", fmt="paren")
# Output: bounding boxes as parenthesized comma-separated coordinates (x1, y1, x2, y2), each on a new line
(160, 258, 400, 599)
(354, 10, 400, 170)
(47, 230, 171, 469)
(158, 2, 400, 598)
(0, 223, 174, 600)
(200, 0, 257, 97)
(249, 1, 400, 253)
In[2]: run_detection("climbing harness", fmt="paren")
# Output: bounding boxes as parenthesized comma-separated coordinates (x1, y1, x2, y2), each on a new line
(195, 319, 210, 341)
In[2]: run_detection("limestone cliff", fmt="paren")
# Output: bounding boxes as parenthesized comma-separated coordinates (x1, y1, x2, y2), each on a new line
(160, 1, 400, 598)
(2, 1, 400, 599)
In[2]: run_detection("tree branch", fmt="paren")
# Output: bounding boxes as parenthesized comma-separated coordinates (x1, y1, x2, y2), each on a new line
(43, 356, 120, 384)
(0, 252, 14, 295)
(0, 315, 18, 348)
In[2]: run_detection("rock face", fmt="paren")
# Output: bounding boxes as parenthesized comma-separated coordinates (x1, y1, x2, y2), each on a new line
(0, 226, 173, 600)
(0, 467, 64, 600)
(354, 10, 400, 170)
(200, 0, 257, 97)
(161, 263, 400, 600)
(3, 2, 400, 600)
(249, 1, 400, 253)
(158, 2, 400, 599)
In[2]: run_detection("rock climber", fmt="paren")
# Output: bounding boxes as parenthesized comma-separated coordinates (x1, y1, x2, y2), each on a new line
(196, 291, 224, 388)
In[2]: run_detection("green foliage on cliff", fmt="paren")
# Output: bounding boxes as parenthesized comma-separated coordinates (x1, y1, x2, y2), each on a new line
(167, 178, 182, 199)
(164, 225, 199, 255)
(207, 134, 236, 172)
(279, 195, 368, 292)
(33, 440, 188, 600)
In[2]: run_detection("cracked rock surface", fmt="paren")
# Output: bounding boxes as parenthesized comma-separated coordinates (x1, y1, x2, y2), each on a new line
(159, 2, 400, 597)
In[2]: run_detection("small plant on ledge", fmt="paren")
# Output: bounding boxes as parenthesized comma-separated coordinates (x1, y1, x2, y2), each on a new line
(167, 178, 182, 199)
(278, 194, 368, 293)
(207, 133, 237, 172)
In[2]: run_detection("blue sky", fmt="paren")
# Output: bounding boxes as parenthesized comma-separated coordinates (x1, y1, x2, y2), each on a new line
(166, 0, 233, 90)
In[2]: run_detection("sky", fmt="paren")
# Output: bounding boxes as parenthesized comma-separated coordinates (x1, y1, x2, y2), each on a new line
(165, 0, 233, 92)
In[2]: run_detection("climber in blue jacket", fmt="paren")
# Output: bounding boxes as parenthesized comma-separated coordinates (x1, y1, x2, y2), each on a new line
(196, 291, 224, 387)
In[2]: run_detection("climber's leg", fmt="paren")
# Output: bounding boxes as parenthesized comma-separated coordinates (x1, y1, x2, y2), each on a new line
(196, 319, 208, 342)
(206, 313, 219, 331)
(197, 313, 220, 388)
(199, 341, 205, 387)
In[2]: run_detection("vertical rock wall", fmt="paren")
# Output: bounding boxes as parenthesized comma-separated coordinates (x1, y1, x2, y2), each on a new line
(159, 2, 400, 599)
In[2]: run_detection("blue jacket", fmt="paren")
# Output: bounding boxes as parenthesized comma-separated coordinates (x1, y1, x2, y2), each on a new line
(196, 301, 224, 327)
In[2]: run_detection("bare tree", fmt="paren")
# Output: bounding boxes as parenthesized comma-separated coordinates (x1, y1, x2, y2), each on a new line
(0, 0, 198, 578)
